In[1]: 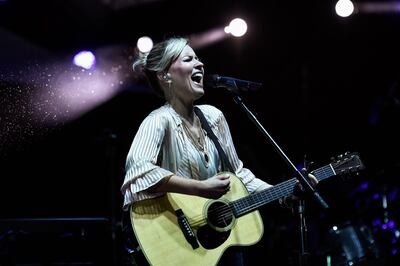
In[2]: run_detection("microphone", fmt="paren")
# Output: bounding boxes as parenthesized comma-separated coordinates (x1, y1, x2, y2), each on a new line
(205, 74, 262, 93)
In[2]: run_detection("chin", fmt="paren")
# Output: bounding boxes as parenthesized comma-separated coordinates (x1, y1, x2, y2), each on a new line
(195, 88, 205, 98)
(198, 86, 205, 93)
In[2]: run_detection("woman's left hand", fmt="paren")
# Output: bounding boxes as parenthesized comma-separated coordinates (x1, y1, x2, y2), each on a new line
(290, 169, 318, 200)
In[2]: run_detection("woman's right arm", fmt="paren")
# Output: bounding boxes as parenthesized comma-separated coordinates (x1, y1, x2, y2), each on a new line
(149, 173, 231, 199)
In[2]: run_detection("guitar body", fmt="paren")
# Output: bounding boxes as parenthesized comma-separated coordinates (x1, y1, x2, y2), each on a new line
(130, 173, 264, 266)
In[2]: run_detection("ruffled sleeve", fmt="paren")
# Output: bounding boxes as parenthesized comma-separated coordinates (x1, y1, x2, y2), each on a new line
(121, 112, 174, 210)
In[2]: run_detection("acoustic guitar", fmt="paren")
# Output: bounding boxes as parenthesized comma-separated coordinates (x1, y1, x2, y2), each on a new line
(130, 152, 364, 266)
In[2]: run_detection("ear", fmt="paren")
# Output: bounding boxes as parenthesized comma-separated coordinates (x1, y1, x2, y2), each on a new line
(157, 72, 165, 82)
(158, 72, 170, 80)
(159, 72, 172, 84)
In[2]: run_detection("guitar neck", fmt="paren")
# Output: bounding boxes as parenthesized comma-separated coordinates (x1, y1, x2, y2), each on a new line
(231, 164, 336, 217)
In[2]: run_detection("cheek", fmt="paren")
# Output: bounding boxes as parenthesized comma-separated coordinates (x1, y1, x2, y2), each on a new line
(170, 63, 191, 76)
(174, 72, 192, 86)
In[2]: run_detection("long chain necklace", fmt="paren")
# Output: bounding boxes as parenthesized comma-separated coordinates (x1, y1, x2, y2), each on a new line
(181, 115, 210, 166)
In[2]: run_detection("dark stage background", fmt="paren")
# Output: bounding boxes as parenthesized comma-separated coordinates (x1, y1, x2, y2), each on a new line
(1, 0, 400, 265)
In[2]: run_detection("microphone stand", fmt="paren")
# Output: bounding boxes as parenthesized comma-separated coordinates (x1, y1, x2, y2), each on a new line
(297, 197, 309, 266)
(296, 168, 311, 266)
(230, 93, 329, 266)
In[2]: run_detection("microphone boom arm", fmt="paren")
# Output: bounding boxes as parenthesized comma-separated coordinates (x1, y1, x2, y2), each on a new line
(231, 94, 329, 209)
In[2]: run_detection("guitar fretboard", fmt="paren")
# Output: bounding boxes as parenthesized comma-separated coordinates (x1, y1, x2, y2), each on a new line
(231, 164, 336, 217)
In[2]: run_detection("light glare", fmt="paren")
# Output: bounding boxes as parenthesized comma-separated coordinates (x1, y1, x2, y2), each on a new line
(224, 26, 230, 34)
(73, 51, 96, 70)
(137, 36, 153, 53)
(336, 0, 354, 17)
(227, 18, 247, 37)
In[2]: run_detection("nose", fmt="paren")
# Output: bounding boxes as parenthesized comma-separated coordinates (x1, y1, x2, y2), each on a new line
(195, 59, 204, 70)
(195, 59, 204, 67)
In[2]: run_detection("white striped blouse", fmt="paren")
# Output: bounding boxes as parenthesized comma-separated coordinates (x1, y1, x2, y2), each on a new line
(121, 103, 271, 210)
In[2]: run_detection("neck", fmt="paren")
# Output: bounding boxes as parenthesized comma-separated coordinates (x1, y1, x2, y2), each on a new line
(169, 99, 195, 124)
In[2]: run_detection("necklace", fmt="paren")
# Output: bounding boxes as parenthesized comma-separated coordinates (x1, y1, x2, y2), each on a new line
(181, 115, 210, 166)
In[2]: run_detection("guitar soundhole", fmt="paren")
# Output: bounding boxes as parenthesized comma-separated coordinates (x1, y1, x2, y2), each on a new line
(197, 200, 233, 249)
(207, 201, 234, 230)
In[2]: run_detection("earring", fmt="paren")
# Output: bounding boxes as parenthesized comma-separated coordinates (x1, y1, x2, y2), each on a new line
(162, 73, 171, 86)
(163, 73, 171, 82)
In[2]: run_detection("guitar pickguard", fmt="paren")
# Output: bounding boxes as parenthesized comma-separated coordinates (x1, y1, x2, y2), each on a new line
(197, 224, 231, 249)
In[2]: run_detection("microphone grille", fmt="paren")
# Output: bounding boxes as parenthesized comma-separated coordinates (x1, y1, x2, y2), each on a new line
(204, 75, 217, 87)
(204, 74, 219, 88)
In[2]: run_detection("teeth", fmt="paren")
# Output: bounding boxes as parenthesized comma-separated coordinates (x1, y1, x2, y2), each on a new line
(191, 72, 203, 83)
(192, 73, 203, 78)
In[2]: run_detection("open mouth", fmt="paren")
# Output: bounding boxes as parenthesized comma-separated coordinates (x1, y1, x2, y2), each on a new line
(191, 72, 203, 85)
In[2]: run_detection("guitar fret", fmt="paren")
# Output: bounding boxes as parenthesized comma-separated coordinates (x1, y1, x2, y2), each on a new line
(232, 165, 336, 218)
(233, 178, 297, 217)
(311, 165, 334, 182)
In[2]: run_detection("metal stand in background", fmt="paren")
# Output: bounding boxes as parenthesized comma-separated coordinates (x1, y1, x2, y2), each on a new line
(102, 129, 120, 266)
(230, 92, 329, 266)
(297, 198, 310, 266)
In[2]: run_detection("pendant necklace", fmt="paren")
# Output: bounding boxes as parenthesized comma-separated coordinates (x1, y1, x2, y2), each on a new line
(181, 115, 210, 167)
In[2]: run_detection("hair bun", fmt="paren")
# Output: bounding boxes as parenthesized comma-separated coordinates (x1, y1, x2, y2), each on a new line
(132, 51, 149, 72)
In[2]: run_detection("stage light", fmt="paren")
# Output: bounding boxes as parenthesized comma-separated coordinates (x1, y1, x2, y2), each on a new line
(137, 36, 153, 53)
(226, 18, 247, 37)
(73, 50, 96, 70)
(335, 0, 354, 17)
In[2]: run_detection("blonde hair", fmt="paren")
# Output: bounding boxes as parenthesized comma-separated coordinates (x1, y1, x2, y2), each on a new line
(133, 37, 188, 97)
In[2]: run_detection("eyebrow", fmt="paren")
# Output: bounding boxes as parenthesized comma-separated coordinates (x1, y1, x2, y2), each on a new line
(182, 53, 195, 57)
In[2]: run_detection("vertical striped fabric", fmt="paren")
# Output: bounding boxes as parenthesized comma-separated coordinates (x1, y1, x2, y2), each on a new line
(121, 103, 271, 210)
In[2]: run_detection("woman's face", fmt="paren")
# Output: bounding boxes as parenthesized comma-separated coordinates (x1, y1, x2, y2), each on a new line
(167, 45, 205, 103)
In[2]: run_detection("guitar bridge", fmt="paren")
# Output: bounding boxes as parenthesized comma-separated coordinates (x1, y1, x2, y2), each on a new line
(175, 209, 199, 249)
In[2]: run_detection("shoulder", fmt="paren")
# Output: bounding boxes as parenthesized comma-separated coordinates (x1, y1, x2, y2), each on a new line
(195, 104, 224, 126)
(148, 104, 171, 117)
(196, 104, 223, 118)
(141, 104, 173, 126)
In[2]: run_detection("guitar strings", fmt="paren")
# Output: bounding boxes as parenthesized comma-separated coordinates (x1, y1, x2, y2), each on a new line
(188, 205, 234, 227)
(189, 178, 294, 226)
(209, 178, 298, 224)
(188, 179, 300, 226)
(187, 166, 336, 227)
(232, 166, 335, 217)
(187, 205, 233, 225)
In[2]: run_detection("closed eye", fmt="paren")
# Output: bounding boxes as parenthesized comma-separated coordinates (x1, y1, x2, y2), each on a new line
(183, 56, 193, 62)
(183, 55, 201, 63)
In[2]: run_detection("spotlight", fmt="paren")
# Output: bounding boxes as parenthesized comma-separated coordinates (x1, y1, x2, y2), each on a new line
(137, 36, 153, 53)
(73, 50, 96, 70)
(226, 18, 247, 37)
(335, 0, 354, 17)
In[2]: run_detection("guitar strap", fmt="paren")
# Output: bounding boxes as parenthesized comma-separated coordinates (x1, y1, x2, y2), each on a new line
(194, 106, 234, 173)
